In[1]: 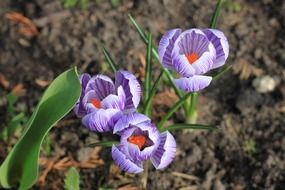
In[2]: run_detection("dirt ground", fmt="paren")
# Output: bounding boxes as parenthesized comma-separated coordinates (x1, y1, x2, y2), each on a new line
(0, 0, 285, 189)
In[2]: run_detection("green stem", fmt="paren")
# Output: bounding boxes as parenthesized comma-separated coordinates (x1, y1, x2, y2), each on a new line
(213, 65, 232, 80)
(157, 92, 192, 131)
(102, 47, 118, 73)
(143, 69, 163, 116)
(186, 93, 198, 124)
(210, 0, 225, 28)
(128, 14, 183, 99)
(143, 33, 152, 105)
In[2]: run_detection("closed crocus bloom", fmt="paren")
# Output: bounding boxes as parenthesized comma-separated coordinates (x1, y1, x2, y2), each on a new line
(74, 70, 141, 133)
(158, 28, 229, 92)
(111, 113, 176, 173)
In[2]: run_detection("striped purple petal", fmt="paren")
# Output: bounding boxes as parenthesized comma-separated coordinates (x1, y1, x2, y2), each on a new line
(113, 112, 150, 134)
(173, 54, 196, 77)
(82, 90, 99, 113)
(171, 29, 209, 58)
(101, 86, 126, 110)
(203, 29, 229, 69)
(172, 29, 216, 75)
(190, 44, 215, 75)
(85, 74, 115, 100)
(173, 75, 212, 92)
(112, 145, 144, 173)
(158, 28, 182, 69)
(74, 73, 91, 117)
(82, 108, 123, 132)
(151, 131, 176, 169)
(119, 121, 160, 162)
(115, 70, 141, 113)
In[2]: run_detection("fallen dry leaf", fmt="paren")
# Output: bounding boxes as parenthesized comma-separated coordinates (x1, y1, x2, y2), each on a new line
(153, 89, 178, 108)
(11, 84, 26, 96)
(138, 53, 146, 80)
(232, 58, 264, 80)
(35, 79, 51, 88)
(38, 147, 104, 186)
(0, 74, 10, 89)
(118, 184, 140, 190)
(5, 12, 38, 37)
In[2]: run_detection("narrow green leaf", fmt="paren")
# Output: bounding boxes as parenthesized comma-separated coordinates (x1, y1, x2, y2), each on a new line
(0, 67, 81, 190)
(161, 123, 218, 132)
(7, 112, 26, 137)
(64, 167, 80, 190)
(210, 0, 225, 28)
(88, 141, 119, 148)
(143, 69, 163, 115)
(102, 47, 118, 73)
(143, 33, 153, 107)
(212, 65, 232, 80)
(157, 92, 192, 131)
(128, 14, 183, 99)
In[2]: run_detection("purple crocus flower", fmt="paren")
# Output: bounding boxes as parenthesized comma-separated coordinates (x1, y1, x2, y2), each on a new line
(74, 70, 141, 133)
(158, 28, 229, 92)
(111, 113, 176, 173)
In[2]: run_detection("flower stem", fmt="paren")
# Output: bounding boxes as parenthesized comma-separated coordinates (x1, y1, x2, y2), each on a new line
(157, 92, 192, 131)
(186, 93, 198, 124)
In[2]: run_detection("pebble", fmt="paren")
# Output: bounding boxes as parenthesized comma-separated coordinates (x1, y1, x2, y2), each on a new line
(253, 75, 276, 93)
(77, 147, 94, 162)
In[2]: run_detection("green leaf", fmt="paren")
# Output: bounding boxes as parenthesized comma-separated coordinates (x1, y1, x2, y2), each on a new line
(210, 0, 225, 28)
(7, 112, 26, 137)
(99, 187, 115, 190)
(212, 65, 232, 80)
(128, 14, 183, 99)
(143, 69, 163, 115)
(157, 92, 192, 131)
(64, 167, 80, 190)
(161, 123, 218, 132)
(88, 141, 119, 148)
(0, 67, 81, 190)
(102, 47, 118, 73)
(143, 33, 153, 109)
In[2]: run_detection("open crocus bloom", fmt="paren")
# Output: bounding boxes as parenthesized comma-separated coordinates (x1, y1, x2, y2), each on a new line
(74, 70, 141, 132)
(112, 113, 176, 173)
(158, 28, 229, 92)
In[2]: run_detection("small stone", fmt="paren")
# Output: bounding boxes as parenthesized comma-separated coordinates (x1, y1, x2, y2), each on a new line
(77, 147, 94, 162)
(253, 75, 276, 93)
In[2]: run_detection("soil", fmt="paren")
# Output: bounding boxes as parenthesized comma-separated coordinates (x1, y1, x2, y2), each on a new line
(1, 0, 285, 189)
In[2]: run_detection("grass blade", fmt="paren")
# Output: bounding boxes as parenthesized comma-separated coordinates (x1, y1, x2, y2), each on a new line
(162, 123, 218, 132)
(143, 69, 163, 116)
(210, 0, 225, 28)
(128, 14, 183, 99)
(143, 33, 153, 106)
(212, 65, 232, 80)
(88, 141, 119, 148)
(102, 47, 118, 73)
(64, 167, 80, 190)
(157, 92, 192, 131)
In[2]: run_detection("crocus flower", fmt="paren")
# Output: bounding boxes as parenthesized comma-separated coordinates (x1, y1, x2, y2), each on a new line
(111, 113, 176, 173)
(158, 28, 229, 92)
(74, 70, 141, 133)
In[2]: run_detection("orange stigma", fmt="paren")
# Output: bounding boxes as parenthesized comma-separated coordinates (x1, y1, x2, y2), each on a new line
(91, 99, 101, 109)
(186, 53, 199, 64)
(128, 135, 146, 150)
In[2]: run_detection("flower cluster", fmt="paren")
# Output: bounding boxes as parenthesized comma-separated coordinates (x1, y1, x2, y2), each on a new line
(158, 28, 229, 92)
(74, 70, 176, 173)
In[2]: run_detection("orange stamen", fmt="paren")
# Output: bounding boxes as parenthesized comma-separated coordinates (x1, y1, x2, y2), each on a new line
(91, 99, 101, 109)
(128, 135, 146, 150)
(186, 53, 199, 64)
